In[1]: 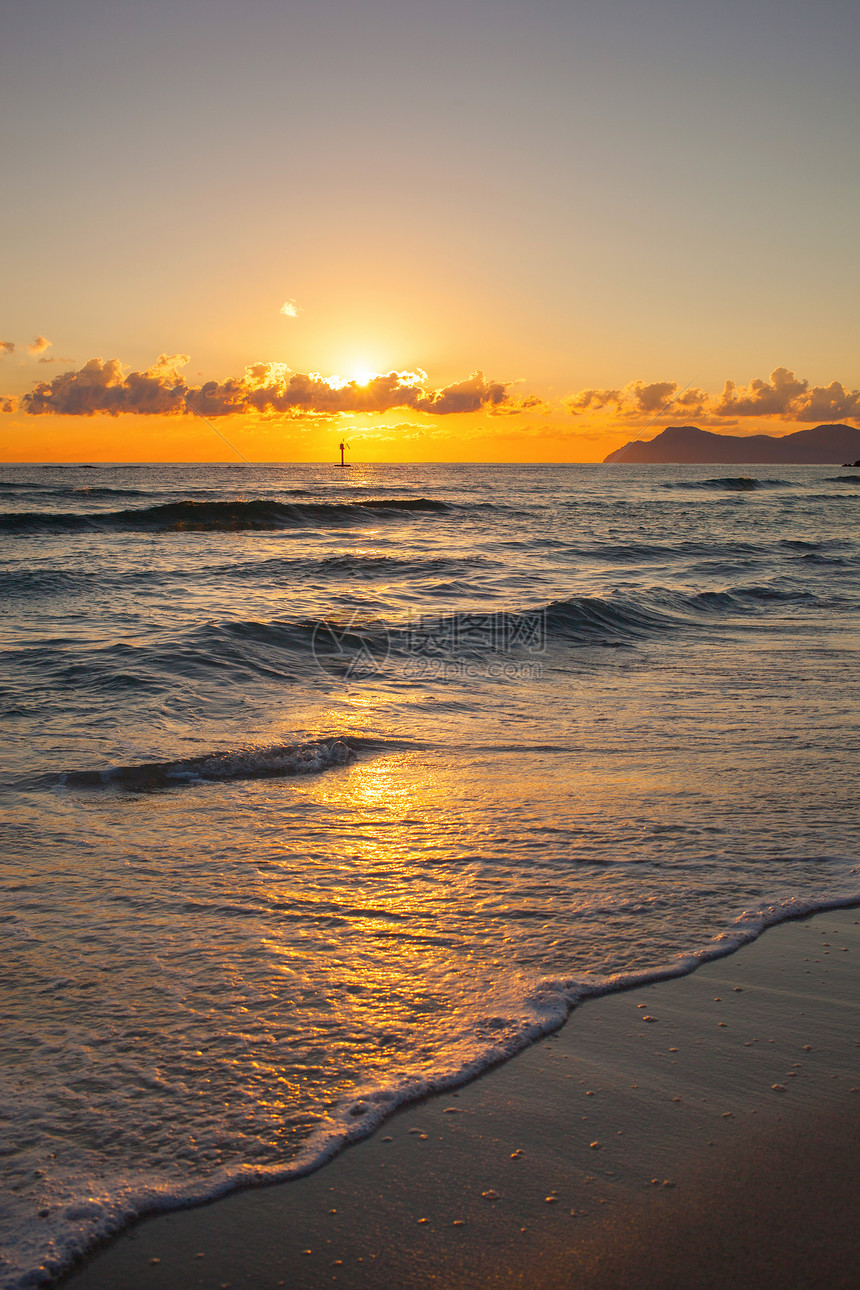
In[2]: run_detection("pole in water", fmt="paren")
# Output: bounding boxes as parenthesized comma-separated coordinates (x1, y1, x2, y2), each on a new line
(339, 440, 349, 467)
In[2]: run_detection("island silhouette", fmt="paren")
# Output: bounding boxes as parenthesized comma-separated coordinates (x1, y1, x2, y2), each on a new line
(604, 422, 860, 464)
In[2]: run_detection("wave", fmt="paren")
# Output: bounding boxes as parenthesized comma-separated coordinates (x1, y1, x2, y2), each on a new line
(583, 538, 763, 563)
(652, 584, 823, 615)
(14, 581, 828, 698)
(64, 736, 363, 790)
(0, 568, 101, 598)
(0, 496, 451, 535)
(69, 486, 150, 497)
(661, 476, 791, 491)
(11, 888, 860, 1290)
(823, 475, 860, 484)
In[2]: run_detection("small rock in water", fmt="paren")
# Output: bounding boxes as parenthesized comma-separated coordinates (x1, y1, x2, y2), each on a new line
(771, 1083, 787, 1093)
(510, 1149, 523, 1158)
(589, 1141, 601, 1150)
(642, 1015, 657, 1023)
(545, 1196, 558, 1204)
(482, 1189, 500, 1201)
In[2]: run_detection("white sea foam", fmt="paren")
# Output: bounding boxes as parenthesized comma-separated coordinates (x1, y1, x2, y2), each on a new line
(4, 886, 860, 1290)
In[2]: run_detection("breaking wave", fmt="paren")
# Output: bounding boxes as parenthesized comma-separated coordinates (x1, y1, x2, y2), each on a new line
(661, 476, 792, 491)
(0, 496, 451, 535)
(64, 737, 364, 790)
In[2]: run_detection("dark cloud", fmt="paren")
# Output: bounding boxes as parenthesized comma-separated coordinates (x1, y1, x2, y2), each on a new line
(1, 341, 15, 356)
(23, 357, 515, 419)
(1, 396, 18, 413)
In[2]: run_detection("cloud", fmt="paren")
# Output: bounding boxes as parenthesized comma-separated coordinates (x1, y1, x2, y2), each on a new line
(415, 371, 509, 415)
(27, 335, 51, 356)
(23, 356, 515, 419)
(24, 354, 190, 417)
(567, 368, 860, 424)
(713, 367, 808, 417)
(280, 300, 299, 317)
(714, 367, 860, 422)
(1, 396, 18, 413)
(567, 379, 709, 420)
(791, 380, 860, 422)
(1, 341, 14, 357)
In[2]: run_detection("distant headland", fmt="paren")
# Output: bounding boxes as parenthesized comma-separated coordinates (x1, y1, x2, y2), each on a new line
(603, 423, 860, 464)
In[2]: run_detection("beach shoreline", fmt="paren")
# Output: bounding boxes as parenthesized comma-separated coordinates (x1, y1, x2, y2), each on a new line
(58, 906, 860, 1290)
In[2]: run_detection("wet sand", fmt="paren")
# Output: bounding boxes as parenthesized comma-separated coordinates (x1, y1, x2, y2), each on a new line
(61, 908, 860, 1290)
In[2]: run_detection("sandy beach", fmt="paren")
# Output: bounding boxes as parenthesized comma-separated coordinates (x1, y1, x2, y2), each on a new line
(59, 907, 860, 1290)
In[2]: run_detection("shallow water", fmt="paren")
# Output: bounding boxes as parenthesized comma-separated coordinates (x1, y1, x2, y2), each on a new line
(1, 462, 858, 1287)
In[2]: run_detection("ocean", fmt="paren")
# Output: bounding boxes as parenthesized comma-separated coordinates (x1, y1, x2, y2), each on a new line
(1, 461, 858, 1288)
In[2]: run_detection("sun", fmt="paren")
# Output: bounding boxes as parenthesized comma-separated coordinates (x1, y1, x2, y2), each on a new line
(351, 365, 377, 386)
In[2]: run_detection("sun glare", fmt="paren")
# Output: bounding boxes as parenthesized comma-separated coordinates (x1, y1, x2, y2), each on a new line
(352, 366, 376, 386)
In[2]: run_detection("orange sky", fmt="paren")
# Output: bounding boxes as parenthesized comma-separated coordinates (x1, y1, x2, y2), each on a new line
(2, 1, 859, 462)
(2, 356, 859, 463)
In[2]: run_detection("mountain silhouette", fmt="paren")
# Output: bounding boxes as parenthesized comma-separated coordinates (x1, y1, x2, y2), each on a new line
(603, 423, 860, 464)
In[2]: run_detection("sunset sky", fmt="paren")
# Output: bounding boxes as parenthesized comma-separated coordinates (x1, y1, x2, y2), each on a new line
(2, 0, 858, 462)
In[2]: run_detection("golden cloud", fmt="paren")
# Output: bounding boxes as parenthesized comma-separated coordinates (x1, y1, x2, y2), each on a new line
(567, 369, 860, 424)
(22, 356, 516, 419)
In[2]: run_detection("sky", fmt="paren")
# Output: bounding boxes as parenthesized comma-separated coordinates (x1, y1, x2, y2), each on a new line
(2, 0, 858, 462)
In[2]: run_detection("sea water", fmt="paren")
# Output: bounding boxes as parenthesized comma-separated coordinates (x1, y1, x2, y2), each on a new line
(1, 462, 858, 1287)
